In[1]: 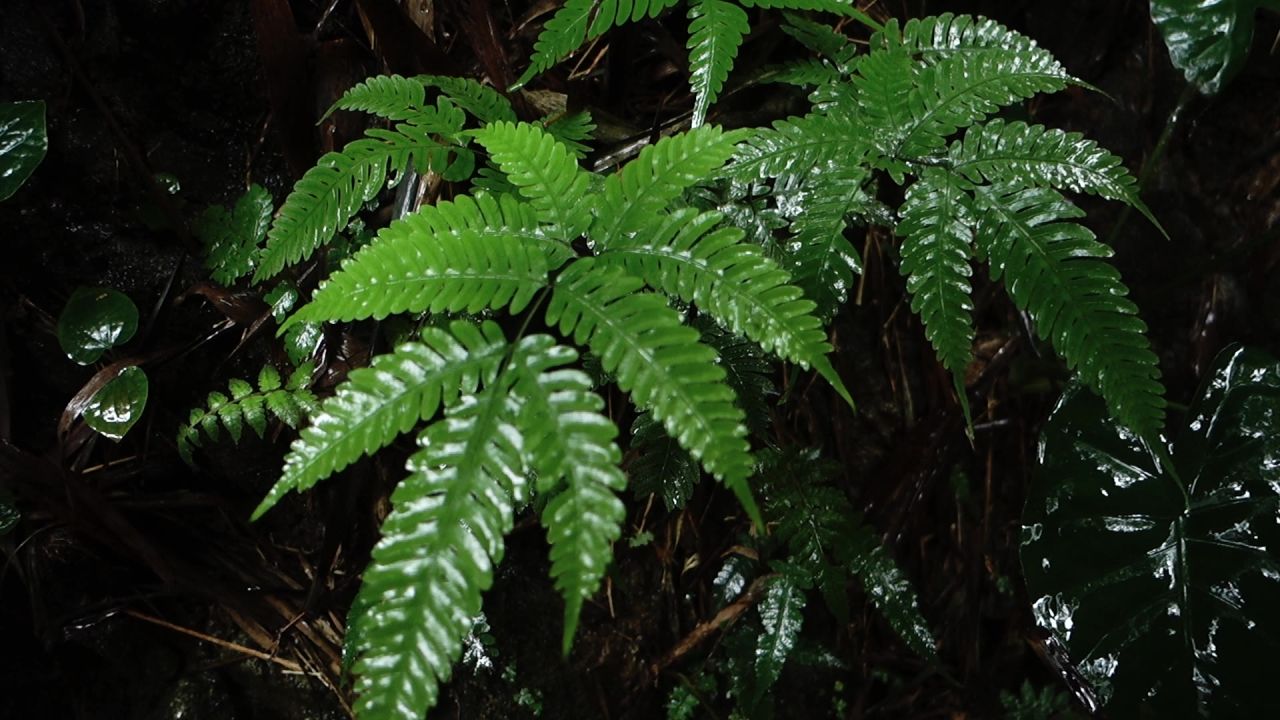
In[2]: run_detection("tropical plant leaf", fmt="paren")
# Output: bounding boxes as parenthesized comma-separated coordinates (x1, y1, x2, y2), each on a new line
(324, 74, 428, 122)
(724, 113, 861, 186)
(179, 362, 317, 465)
(1023, 346, 1280, 716)
(973, 184, 1165, 438)
(686, 0, 750, 128)
(628, 411, 700, 510)
(196, 184, 273, 286)
(739, 0, 880, 30)
(781, 159, 873, 318)
(472, 121, 593, 241)
(540, 110, 597, 158)
(755, 574, 805, 691)
(0, 100, 47, 201)
(57, 287, 139, 365)
(417, 74, 517, 123)
(253, 321, 511, 518)
(1150, 0, 1266, 95)
(546, 258, 760, 524)
(515, 0, 683, 88)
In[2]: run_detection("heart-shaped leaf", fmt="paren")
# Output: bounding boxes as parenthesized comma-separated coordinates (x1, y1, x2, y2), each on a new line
(57, 287, 139, 365)
(1150, 0, 1268, 95)
(1022, 345, 1280, 716)
(84, 365, 149, 440)
(0, 100, 48, 201)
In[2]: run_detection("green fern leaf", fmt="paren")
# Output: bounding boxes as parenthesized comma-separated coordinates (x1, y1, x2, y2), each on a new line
(252, 321, 510, 518)
(255, 102, 472, 281)
(949, 119, 1161, 233)
(472, 121, 593, 241)
(286, 192, 555, 328)
(896, 168, 975, 408)
(896, 13, 1067, 72)
(196, 184, 273, 286)
(416, 75, 517, 124)
(546, 258, 760, 524)
(349, 373, 529, 720)
(178, 363, 317, 466)
(755, 573, 805, 691)
(596, 208, 850, 405)
(760, 58, 844, 88)
(779, 12, 858, 65)
(514, 356, 626, 652)
(972, 184, 1165, 437)
(628, 411, 699, 510)
(516, 0, 683, 88)
(782, 160, 873, 318)
(540, 110, 597, 158)
(594, 125, 741, 242)
(739, 0, 880, 30)
(724, 113, 859, 186)
(323, 74, 427, 122)
(686, 0, 750, 128)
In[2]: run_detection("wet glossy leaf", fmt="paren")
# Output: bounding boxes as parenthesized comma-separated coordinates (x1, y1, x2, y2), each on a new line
(755, 574, 805, 692)
(0, 486, 19, 535)
(0, 100, 47, 201)
(84, 365, 149, 440)
(196, 183, 273, 285)
(1023, 345, 1280, 716)
(57, 287, 140, 365)
(1150, 0, 1266, 95)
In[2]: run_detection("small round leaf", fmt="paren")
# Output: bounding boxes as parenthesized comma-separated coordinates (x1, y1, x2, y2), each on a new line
(84, 365, 149, 440)
(57, 287, 140, 365)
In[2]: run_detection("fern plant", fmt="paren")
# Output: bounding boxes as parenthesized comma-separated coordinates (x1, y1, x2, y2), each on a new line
(514, 0, 881, 127)
(177, 364, 317, 465)
(725, 12, 1166, 436)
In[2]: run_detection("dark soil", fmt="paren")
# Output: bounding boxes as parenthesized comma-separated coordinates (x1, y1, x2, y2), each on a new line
(1, 1, 1277, 718)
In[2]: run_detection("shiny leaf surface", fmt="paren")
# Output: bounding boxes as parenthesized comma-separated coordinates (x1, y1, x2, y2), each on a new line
(0, 100, 47, 201)
(84, 365, 148, 440)
(1023, 345, 1280, 716)
(56, 287, 139, 365)
(1150, 0, 1265, 95)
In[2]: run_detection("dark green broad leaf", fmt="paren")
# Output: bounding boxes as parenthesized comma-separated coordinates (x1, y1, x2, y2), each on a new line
(84, 365, 149, 440)
(57, 287, 140, 364)
(1023, 345, 1280, 717)
(1150, 0, 1273, 95)
(0, 100, 48, 201)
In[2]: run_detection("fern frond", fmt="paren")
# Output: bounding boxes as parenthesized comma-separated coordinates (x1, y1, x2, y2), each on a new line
(252, 321, 511, 518)
(255, 103, 472, 281)
(724, 113, 861, 185)
(687, 0, 750, 128)
(949, 119, 1161, 232)
(348, 368, 530, 720)
(516, 0, 683, 88)
(196, 184, 273, 286)
(416, 75, 517, 124)
(782, 160, 872, 318)
(540, 110, 597, 158)
(594, 125, 741, 242)
(285, 193, 555, 327)
(596, 208, 850, 405)
(739, 0, 880, 30)
(760, 58, 844, 88)
(324, 74, 427, 122)
(179, 364, 316, 465)
(779, 12, 858, 65)
(514, 356, 626, 653)
(472, 121, 593, 241)
(896, 168, 975, 407)
(546, 258, 760, 524)
(972, 185, 1165, 437)
(628, 410, 699, 510)
(896, 13, 1067, 72)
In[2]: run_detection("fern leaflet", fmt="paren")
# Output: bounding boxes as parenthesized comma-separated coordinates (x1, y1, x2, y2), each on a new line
(781, 160, 873, 318)
(472, 121, 593, 241)
(178, 364, 316, 465)
(540, 110, 597, 158)
(196, 183, 273, 286)
(546, 258, 760, 524)
(972, 184, 1165, 437)
(252, 321, 510, 518)
(686, 0, 750, 128)
(516, 0, 683, 88)
(416, 74, 517, 124)
(323, 74, 428, 122)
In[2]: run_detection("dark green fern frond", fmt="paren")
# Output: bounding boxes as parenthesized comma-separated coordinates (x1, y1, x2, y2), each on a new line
(596, 208, 851, 405)
(472, 121, 593, 241)
(739, 0, 880, 30)
(779, 12, 858, 65)
(949, 119, 1161, 232)
(255, 102, 472, 281)
(594, 125, 741, 242)
(628, 410, 699, 510)
(686, 0, 750, 128)
(516, 0, 683, 88)
(896, 13, 1067, 72)
(761, 58, 844, 88)
(546, 258, 760, 524)
(324, 74, 429, 122)
(348, 366, 531, 720)
(253, 321, 511, 518)
(196, 183, 273, 286)
(973, 185, 1165, 437)
(724, 113, 862, 186)
(896, 168, 976, 409)
(540, 110, 597, 158)
(416, 75, 516, 124)
(782, 160, 873, 318)
(178, 364, 316, 465)
(286, 193, 554, 327)
(514, 357, 626, 653)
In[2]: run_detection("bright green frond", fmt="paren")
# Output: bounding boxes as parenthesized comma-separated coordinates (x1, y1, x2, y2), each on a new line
(779, 12, 858, 65)
(514, 360, 626, 653)
(739, 0, 881, 31)
(516, 0, 683, 88)
(594, 125, 741, 243)
(472, 121, 592, 241)
(545, 258, 760, 525)
(285, 193, 554, 327)
(416, 75, 517, 124)
(596, 208, 850, 405)
(783, 160, 873, 318)
(196, 183, 273, 286)
(178, 362, 317, 466)
(255, 107, 472, 281)
(252, 321, 511, 519)
(896, 168, 976, 409)
(973, 185, 1165, 438)
(687, 0, 750, 128)
(760, 58, 844, 88)
(349, 372, 529, 720)
(724, 113, 861, 186)
(324, 74, 427, 122)
(949, 119, 1162, 233)
(896, 12, 1067, 72)
(541, 110, 597, 158)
